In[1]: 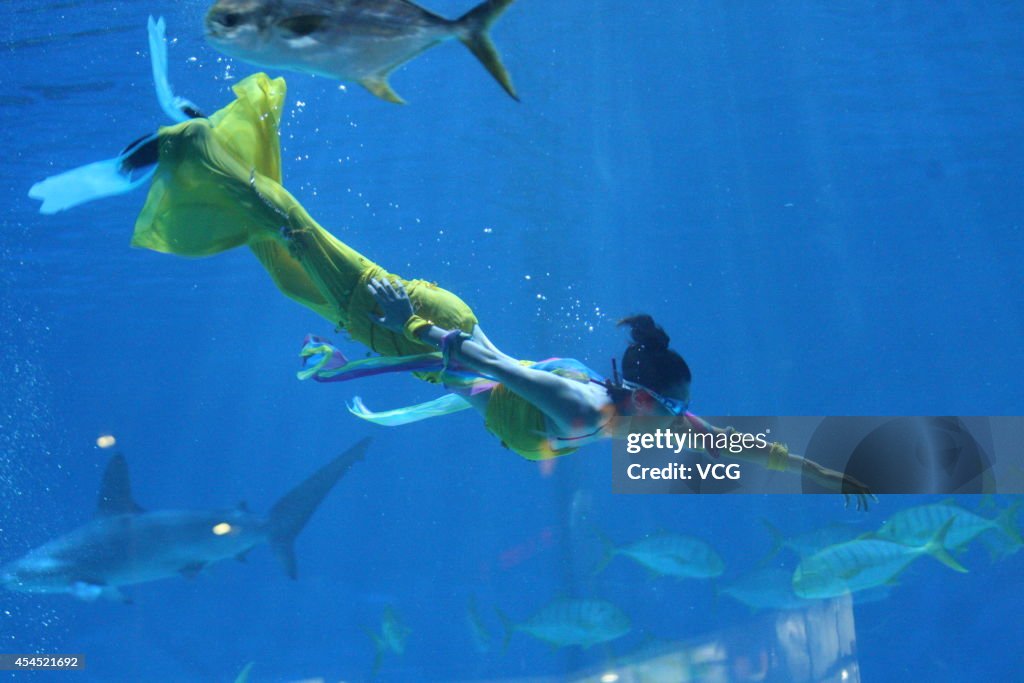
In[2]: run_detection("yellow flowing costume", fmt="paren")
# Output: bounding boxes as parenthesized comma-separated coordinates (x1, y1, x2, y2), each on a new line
(131, 73, 572, 460)
(133, 73, 477, 359)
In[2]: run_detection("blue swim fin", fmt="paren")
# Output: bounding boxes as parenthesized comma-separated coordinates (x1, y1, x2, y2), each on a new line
(28, 135, 156, 214)
(148, 16, 198, 123)
(29, 17, 198, 214)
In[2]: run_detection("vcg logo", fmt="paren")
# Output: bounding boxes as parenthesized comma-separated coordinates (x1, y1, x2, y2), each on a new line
(697, 463, 741, 480)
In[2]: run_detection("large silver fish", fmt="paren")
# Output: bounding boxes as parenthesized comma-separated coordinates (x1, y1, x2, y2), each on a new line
(205, 0, 519, 103)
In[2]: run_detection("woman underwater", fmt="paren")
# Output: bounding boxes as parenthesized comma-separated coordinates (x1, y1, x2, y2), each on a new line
(31, 29, 873, 508)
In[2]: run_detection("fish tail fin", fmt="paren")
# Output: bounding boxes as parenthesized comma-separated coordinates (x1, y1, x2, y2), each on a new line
(924, 517, 969, 574)
(994, 501, 1023, 547)
(494, 606, 515, 653)
(455, 0, 519, 101)
(266, 439, 370, 579)
(591, 527, 617, 575)
(758, 517, 785, 566)
(364, 627, 385, 677)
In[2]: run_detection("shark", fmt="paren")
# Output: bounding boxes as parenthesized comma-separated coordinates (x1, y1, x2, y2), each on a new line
(0, 438, 369, 602)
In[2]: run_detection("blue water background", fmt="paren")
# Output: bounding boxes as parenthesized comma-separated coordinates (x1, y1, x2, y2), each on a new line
(1, 0, 1022, 680)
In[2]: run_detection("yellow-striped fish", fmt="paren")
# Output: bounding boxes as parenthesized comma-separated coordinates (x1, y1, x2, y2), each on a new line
(872, 500, 1021, 551)
(793, 518, 968, 599)
(598, 531, 724, 579)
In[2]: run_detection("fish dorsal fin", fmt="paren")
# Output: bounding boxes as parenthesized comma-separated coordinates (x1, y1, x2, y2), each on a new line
(96, 453, 144, 517)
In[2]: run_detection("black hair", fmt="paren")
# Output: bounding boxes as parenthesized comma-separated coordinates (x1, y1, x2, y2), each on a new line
(617, 314, 691, 393)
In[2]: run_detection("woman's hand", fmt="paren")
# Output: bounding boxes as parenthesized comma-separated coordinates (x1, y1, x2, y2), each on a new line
(802, 457, 878, 511)
(840, 473, 878, 511)
(367, 277, 414, 334)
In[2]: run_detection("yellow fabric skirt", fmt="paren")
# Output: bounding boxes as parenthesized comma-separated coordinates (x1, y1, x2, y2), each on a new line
(131, 73, 478, 375)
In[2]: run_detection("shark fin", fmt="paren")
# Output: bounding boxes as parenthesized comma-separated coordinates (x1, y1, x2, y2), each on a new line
(266, 438, 370, 579)
(179, 562, 206, 579)
(455, 0, 519, 101)
(96, 453, 144, 517)
(359, 76, 405, 105)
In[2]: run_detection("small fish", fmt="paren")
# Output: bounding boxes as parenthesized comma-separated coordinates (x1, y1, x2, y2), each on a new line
(366, 605, 410, 675)
(205, 0, 519, 103)
(597, 531, 724, 579)
(871, 500, 1022, 552)
(496, 598, 630, 650)
(792, 518, 968, 599)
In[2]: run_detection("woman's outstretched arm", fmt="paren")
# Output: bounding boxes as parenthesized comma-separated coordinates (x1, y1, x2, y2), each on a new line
(682, 414, 877, 510)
